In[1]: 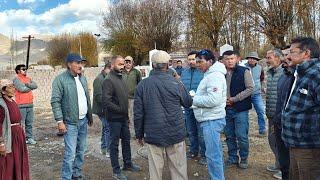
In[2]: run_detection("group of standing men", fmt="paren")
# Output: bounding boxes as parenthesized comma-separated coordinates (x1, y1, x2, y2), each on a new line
(49, 36, 320, 180)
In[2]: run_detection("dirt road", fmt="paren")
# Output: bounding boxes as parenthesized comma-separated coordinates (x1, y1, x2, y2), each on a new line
(29, 107, 275, 180)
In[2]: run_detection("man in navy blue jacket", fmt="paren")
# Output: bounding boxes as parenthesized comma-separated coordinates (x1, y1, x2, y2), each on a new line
(180, 51, 206, 165)
(282, 37, 320, 180)
(134, 50, 192, 180)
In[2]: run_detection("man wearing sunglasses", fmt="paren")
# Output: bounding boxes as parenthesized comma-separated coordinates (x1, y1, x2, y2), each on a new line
(122, 56, 142, 124)
(13, 64, 38, 145)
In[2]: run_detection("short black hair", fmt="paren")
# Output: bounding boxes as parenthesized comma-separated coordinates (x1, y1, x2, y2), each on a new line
(196, 49, 215, 61)
(281, 45, 291, 50)
(177, 60, 182, 63)
(222, 50, 240, 57)
(188, 50, 198, 56)
(291, 37, 320, 58)
(15, 64, 26, 74)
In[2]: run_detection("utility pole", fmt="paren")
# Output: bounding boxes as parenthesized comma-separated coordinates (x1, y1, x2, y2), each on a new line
(22, 35, 34, 69)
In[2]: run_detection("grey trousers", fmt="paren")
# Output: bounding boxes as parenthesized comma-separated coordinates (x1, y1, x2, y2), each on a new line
(19, 106, 35, 140)
(268, 117, 280, 168)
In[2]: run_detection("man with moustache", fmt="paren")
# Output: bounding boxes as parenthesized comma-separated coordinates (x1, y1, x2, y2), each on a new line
(282, 37, 320, 180)
(265, 49, 284, 177)
(51, 53, 93, 180)
(180, 50, 206, 165)
(272, 46, 294, 180)
(102, 56, 141, 180)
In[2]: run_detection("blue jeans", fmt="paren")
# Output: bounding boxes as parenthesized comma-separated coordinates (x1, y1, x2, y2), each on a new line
(19, 106, 34, 139)
(251, 93, 266, 133)
(201, 119, 226, 180)
(184, 108, 205, 157)
(225, 108, 249, 163)
(61, 117, 88, 180)
(99, 116, 110, 151)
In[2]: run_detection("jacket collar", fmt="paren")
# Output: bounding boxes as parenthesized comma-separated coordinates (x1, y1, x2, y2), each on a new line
(110, 70, 123, 78)
(297, 58, 319, 76)
(268, 64, 282, 75)
(66, 69, 82, 78)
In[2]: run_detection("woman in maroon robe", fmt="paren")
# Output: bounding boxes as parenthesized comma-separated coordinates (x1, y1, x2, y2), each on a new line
(0, 79, 30, 180)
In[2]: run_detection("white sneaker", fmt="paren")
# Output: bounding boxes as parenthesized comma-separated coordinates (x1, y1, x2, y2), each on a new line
(106, 152, 110, 158)
(273, 171, 282, 179)
(26, 138, 37, 145)
(267, 165, 279, 172)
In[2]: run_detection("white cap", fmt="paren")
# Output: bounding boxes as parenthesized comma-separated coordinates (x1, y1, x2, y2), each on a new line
(151, 50, 171, 64)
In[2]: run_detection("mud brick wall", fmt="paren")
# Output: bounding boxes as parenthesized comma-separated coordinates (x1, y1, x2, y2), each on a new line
(0, 67, 103, 108)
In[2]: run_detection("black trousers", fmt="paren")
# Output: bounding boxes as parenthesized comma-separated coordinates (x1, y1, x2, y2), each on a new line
(275, 126, 290, 180)
(109, 120, 132, 174)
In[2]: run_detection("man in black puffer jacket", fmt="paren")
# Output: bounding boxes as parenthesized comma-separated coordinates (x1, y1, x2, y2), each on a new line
(102, 55, 141, 180)
(134, 50, 192, 180)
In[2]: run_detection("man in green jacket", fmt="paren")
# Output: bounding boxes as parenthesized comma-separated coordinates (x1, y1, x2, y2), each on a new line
(92, 62, 111, 157)
(122, 56, 141, 123)
(51, 53, 93, 180)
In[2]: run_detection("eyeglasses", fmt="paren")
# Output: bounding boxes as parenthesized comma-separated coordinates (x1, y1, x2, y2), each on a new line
(289, 49, 304, 55)
(125, 60, 132, 64)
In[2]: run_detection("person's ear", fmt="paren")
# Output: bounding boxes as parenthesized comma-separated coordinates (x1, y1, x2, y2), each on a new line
(304, 49, 311, 59)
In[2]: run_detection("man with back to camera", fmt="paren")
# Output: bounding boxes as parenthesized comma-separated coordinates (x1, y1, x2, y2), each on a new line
(134, 50, 192, 180)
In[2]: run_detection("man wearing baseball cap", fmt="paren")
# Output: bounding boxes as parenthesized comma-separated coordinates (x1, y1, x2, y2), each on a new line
(51, 53, 93, 180)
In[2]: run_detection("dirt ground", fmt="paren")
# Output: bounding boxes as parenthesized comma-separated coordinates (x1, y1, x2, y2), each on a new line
(28, 107, 276, 180)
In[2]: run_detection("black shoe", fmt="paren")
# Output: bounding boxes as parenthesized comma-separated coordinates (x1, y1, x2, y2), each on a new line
(225, 160, 238, 167)
(56, 131, 64, 137)
(122, 164, 141, 172)
(71, 175, 83, 180)
(112, 172, 127, 180)
(187, 152, 198, 159)
(239, 159, 248, 169)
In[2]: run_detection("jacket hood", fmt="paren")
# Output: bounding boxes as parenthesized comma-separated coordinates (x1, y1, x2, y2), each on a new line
(206, 61, 227, 75)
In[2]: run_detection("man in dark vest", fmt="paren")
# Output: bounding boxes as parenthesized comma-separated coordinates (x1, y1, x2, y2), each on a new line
(222, 50, 254, 169)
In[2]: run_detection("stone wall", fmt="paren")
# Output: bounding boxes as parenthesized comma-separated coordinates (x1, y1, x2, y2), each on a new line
(0, 67, 102, 108)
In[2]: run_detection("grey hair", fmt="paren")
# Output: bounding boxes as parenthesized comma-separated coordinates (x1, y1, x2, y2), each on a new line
(152, 62, 168, 70)
(269, 49, 284, 61)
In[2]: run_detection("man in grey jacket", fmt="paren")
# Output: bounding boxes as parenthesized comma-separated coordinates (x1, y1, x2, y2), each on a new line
(193, 49, 227, 180)
(265, 49, 284, 178)
(13, 64, 38, 145)
(51, 53, 93, 180)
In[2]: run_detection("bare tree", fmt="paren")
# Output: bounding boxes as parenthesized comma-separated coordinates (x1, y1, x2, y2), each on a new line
(189, 0, 230, 51)
(102, 0, 183, 64)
